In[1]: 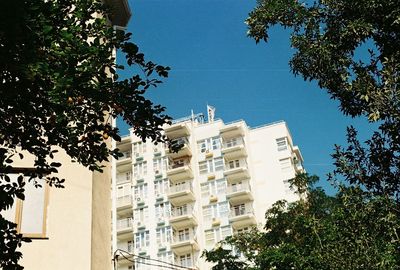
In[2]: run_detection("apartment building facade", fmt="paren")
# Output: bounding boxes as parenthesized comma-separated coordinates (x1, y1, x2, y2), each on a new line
(113, 114, 304, 270)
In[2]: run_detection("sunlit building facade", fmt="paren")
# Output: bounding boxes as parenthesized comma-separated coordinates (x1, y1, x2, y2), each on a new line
(112, 113, 304, 270)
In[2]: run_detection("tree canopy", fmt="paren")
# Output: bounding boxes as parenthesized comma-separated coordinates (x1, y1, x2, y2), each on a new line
(246, 0, 400, 200)
(0, 0, 171, 268)
(203, 174, 400, 270)
(204, 1, 400, 269)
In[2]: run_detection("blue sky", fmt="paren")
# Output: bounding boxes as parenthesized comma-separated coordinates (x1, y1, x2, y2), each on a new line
(117, 0, 373, 192)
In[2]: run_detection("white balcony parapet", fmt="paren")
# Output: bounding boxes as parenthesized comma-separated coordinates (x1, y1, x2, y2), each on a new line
(169, 182, 193, 194)
(223, 137, 244, 149)
(119, 150, 131, 160)
(117, 195, 132, 208)
(170, 205, 195, 218)
(117, 217, 133, 230)
(168, 159, 191, 170)
(117, 173, 132, 184)
(173, 231, 196, 243)
(230, 205, 254, 218)
(227, 181, 251, 194)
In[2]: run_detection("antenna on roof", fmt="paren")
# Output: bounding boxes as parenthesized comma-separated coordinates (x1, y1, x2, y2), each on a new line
(207, 104, 216, 123)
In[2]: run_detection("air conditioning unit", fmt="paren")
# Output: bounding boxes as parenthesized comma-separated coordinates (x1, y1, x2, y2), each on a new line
(135, 152, 140, 157)
(136, 197, 141, 202)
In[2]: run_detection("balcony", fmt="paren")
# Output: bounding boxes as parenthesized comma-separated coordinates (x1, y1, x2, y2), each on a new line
(116, 150, 132, 172)
(226, 181, 253, 204)
(116, 173, 132, 184)
(166, 137, 192, 158)
(167, 182, 195, 205)
(223, 160, 249, 181)
(116, 217, 133, 238)
(167, 159, 193, 182)
(220, 121, 245, 139)
(292, 146, 305, 173)
(221, 137, 247, 160)
(116, 195, 132, 211)
(117, 242, 134, 265)
(164, 122, 190, 139)
(229, 204, 256, 229)
(169, 205, 197, 229)
(170, 232, 199, 254)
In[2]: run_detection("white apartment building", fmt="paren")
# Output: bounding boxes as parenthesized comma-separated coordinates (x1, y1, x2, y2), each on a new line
(112, 113, 304, 270)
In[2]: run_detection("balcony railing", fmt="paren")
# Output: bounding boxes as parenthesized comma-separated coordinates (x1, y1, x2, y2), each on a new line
(230, 205, 254, 218)
(117, 217, 133, 230)
(227, 181, 251, 193)
(117, 195, 132, 208)
(169, 159, 191, 170)
(223, 137, 244, 148)
(225, 159, 248, 170)
(170, 205, 194, 218)
(119, 151, 131, 160)
(169, 182, 193, 193)
(118, 242, 134, 253)
(173, 231, 196, 243)
(117, 173, 132, 184)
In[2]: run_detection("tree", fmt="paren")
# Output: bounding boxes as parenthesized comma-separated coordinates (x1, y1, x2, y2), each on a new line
(204, 1, 400, 268)
(246, 0, 400, 199)
(0, 0, 172, 268)
(203, 174, 400, 269)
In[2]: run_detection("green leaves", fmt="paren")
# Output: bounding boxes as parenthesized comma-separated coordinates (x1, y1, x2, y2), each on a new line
(0, 0, 172, 268)
(204, 175, 400, 270)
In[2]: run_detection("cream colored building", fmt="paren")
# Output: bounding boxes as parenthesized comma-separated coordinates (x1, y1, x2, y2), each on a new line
(1, 1, 130, 269)
(112, 111, 304, 270)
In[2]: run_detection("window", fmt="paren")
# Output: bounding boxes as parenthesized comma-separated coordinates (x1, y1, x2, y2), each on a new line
(203, 201, 229, 222)
(157, 251, 173, 265)
(177, 228, 190, 241)
(155, 202, 170, 219)
(134, 207, 149, 223)
(276, 137, 288, 151)
(201, 178, 227, 197)
(2, 175, 50, 238)
(179, 253, 192, 267)
(153, 157, 167, 174)
(133, 142, 147, 157)
(197, 136, 221, 153)
(221, 226, 232, 238)
(135, 231, 150, 249)
(154, 179, 169, 196)
(199, 157, 224, 174)
(205, 230, 215, 247)
(232, 204, 246, 216)
(127, 240, 134, 252)
(228, 159, 240, 169)
(173, 204, 189, 216)
(135, 255, 151, 270)
(156, 226, 172, 245)
(134, 161, 147, 178)
(225, 137, 242, 148)
(280, 158, 292, 173)
(236, 227, 250, 234)
(134, 183, 148, 201)
(205, 226, 232, 248)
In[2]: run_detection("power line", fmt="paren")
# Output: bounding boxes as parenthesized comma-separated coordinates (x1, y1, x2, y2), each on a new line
(114, 249, 197, 270)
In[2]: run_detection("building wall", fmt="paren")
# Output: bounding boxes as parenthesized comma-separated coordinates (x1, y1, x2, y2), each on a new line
(15, 150, 94, 269)
(112, 117, 304, 270)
